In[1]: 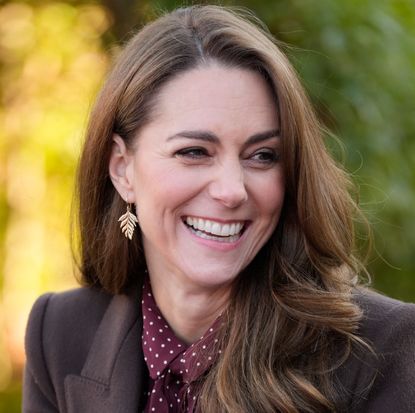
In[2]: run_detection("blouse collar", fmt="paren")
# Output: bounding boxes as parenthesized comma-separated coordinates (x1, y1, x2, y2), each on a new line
(141, 278, 222, 411)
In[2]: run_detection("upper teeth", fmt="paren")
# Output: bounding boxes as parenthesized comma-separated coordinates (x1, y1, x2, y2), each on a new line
(185, 217, 244, 237)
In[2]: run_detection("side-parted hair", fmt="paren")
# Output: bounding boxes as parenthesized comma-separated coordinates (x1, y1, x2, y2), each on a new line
(75, 5, 370, 412)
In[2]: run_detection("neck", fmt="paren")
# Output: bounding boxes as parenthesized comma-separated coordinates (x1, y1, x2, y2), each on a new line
(146, 268, 230, 344)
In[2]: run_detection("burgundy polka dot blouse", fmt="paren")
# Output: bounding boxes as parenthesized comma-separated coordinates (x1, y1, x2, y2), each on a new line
(141, 278, 222, 412)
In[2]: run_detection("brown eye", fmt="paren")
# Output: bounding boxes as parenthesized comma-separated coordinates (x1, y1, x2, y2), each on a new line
(175, 147, 209, 159)
(250, 149, 279, 164)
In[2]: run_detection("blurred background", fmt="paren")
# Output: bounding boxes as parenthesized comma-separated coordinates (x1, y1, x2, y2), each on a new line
(0, 0, 414, 410)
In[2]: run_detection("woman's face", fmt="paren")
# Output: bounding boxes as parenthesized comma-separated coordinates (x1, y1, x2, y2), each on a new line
(127, 64, 284, 289)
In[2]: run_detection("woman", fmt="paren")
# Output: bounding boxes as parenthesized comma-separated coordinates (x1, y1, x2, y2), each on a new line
(23, 5, 415, 413)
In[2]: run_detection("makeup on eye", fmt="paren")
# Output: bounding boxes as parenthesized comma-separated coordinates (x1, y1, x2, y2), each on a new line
(175, 146, 211, 159)
(173, 145, 280, 167)
(171, 130, 280, 163)
(248, 148, 280, 165)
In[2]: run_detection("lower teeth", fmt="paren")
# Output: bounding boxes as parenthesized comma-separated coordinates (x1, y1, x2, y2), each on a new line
(188, 226, 240, 243)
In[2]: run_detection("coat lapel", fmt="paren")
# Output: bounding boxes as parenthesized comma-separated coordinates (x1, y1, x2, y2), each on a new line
(64, 289, 145, 413)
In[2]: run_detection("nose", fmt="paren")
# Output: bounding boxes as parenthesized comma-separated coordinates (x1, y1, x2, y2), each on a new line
(208, 160, 248, 208)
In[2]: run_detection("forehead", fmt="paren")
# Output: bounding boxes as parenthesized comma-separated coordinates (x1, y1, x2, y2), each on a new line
(148, 64, 278, 135)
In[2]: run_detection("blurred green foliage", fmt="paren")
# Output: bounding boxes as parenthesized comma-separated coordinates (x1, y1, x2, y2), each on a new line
(0, 0, 414, 411)
(248, 0, 415, 302)
(0, 383, 21, 413)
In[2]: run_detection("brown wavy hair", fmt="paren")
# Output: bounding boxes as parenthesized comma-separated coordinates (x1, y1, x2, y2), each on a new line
(74, 5, 370, 412)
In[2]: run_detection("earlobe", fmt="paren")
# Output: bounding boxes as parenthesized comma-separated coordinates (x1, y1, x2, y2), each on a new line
(109, 134, 135, 200)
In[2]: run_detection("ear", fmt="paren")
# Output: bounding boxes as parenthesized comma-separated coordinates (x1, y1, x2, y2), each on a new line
(109, 134, 135, 202)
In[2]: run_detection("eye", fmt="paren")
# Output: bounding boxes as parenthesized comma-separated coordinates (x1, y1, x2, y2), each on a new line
(175, 147, 209, 159)
(249, 148, 279, 165)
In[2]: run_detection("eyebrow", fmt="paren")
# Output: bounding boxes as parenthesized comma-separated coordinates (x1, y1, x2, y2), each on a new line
(166, 129, 280, 146)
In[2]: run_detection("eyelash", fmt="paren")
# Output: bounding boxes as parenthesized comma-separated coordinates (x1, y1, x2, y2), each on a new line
(175, 147, 280, 166)
(250, 149, 279, 164)
(175, 147, 208, 159)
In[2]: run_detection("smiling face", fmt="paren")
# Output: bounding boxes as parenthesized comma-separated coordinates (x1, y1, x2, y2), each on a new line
(116, 64, 285, 291)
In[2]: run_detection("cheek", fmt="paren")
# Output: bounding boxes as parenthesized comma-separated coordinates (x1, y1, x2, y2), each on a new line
(134, 162, 207, 208)
(251, 171, 285, 216)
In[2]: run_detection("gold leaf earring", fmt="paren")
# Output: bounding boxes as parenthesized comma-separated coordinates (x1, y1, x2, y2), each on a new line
(118, 202, 138, 240)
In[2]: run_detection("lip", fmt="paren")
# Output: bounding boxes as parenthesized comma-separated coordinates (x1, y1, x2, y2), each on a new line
(181, 219, 249, 252)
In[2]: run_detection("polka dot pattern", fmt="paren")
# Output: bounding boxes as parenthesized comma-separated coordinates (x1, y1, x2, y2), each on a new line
(141, 278, 222, 412)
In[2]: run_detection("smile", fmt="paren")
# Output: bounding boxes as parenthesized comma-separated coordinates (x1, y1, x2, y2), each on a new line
(183, 216, 246, 243)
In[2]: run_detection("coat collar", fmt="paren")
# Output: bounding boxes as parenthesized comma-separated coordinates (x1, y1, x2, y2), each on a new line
(64, 287, 146, 413)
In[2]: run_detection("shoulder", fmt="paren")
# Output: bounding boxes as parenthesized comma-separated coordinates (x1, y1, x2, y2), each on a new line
(24, 287, 113, 399)
(337, 288, 415, 412)
(24, 286, 143, 411)
(27, 287, 113, 331)
(354, 286, 415, 319)
(26, 287, 113, 355)
(353, 287, 415, 355)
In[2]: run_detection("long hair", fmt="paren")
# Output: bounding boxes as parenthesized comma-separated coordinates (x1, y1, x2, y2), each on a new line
(74, 5, 369, 411)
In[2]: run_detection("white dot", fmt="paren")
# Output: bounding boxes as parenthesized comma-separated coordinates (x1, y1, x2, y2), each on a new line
(178, 344, 182, 347)
(157, 315, 161, 320)
(209, 328, 213, 332)
(155, 353, 159, 358)
(151, 408, 155, 412)
(170, 350, 174, 354)
(202, 345, 206, 349)
(150, 364, 154, 368)
(159, 397, 163, 402)
(167, 338, 171, 342)
(149, 321, 154, 325)
(163, 360, 167, 364)
(152, 389, 156, 393)
(196, 362, 201, 366)
(159, 329, 163, 333)
(161, 344, 165, 348)
(192, 352, 196, 356)
(152, 337, 155, 341)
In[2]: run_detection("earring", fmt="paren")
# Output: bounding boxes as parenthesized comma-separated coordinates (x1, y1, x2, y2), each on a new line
(118, 202, 138, 240)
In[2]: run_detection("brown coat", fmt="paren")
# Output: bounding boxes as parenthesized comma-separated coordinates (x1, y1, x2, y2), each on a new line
(23, 287, 415, 412)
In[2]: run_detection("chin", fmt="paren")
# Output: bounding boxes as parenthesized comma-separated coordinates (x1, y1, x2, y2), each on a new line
(180, 262, 244, 290)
